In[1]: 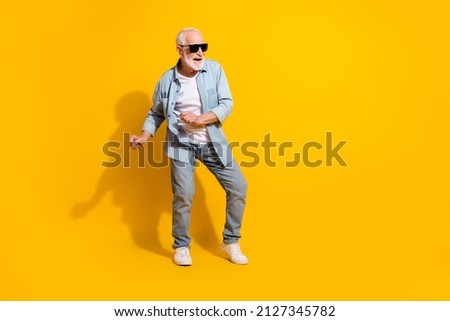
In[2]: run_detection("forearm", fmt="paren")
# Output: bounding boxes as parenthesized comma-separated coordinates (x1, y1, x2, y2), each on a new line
(198, 111, 219, 125)
(140, 130, 151, 141)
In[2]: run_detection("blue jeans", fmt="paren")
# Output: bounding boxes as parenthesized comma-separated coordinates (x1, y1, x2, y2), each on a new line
(170, 142, 247, 249)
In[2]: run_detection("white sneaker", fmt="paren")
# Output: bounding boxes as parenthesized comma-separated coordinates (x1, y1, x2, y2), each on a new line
(173, 247, 192, 266)
(220, 242, 248, 265)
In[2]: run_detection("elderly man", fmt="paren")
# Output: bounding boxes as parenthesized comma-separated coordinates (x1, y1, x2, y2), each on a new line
(130, 28, 248, 266)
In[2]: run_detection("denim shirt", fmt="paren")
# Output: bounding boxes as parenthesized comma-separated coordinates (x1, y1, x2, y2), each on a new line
(142, 59, 234, 166)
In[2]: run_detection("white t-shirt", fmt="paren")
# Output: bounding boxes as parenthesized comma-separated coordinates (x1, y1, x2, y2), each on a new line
(175, 73, 211, 143)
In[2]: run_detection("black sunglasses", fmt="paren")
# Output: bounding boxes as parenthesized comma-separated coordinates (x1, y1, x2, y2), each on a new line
(179, 43, 208, 53)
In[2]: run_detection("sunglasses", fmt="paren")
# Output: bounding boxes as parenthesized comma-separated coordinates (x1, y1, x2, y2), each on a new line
(179, 43, 208, 53)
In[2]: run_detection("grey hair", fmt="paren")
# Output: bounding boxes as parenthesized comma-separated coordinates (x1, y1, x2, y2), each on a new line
(175, 27, 202, 46)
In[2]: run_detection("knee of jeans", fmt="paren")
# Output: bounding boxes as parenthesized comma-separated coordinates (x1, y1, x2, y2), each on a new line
(229, 176, 247, 197)
(173, 188, 195, 203)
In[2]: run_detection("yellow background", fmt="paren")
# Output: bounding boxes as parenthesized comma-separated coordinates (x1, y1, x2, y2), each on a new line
(1, 0, 449, 300)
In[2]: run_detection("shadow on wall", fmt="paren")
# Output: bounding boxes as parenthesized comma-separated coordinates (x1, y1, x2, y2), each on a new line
(70, 91, 221, 259)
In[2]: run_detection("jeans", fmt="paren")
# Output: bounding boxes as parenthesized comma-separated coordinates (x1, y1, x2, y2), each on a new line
(170, 142, 247, 249)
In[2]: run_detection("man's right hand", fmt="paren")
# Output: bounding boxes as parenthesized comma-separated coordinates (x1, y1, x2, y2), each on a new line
(129, 131, 150, 149)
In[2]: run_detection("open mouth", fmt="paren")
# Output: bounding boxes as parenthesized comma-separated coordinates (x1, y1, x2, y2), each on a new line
(193, 58, 203, 61)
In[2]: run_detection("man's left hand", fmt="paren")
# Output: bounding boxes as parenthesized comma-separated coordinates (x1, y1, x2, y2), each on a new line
(180, 111, 219, 126)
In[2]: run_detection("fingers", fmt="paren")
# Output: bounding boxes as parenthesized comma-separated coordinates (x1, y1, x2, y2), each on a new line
(129, 135, 142, 149)
(180, 112, 189, 123)
(180, 112, 197, 124)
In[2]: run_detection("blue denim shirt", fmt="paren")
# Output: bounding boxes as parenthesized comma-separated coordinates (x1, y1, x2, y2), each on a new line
(142, 59, 234, 165)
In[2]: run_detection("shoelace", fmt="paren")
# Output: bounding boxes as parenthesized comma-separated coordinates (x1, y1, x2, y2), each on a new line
(177, 248, 189, 257)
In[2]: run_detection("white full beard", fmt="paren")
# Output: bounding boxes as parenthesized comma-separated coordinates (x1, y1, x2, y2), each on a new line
(185, 58, 204, 71)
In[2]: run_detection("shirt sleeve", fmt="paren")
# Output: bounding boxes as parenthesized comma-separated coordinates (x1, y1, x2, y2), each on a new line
(142, 80, 166, 135)
(209, 64, 233, 123)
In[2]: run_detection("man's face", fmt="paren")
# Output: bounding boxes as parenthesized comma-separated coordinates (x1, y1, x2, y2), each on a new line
(177, 31, 206, 72)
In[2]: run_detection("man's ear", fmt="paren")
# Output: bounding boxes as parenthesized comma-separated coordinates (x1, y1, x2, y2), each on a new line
(176, 46, 182, 56)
